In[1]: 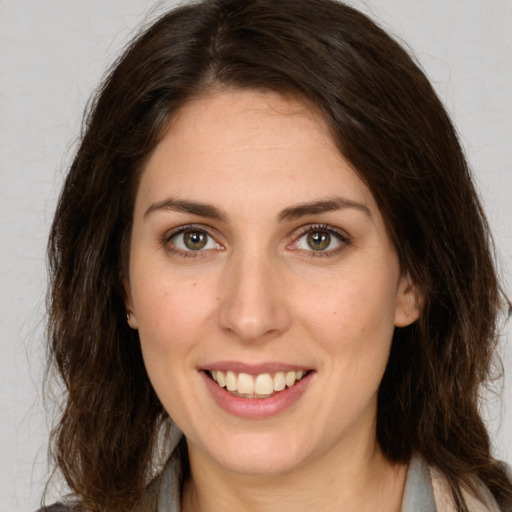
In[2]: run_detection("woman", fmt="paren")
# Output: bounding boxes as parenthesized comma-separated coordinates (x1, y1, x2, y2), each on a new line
(43, 0, 512, 511)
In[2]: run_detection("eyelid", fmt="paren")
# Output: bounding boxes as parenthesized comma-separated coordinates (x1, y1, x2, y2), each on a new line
(163, 223, 224, 256)
(162, 222, 350, 259)
(287, 223, 352, 256)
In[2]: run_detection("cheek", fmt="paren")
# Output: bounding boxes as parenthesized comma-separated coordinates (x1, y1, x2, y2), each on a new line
(300, 275, 397, 336)
(294, 268, 399, 380)
(131, 271, 216, 421)
(132, 267, 216, 357)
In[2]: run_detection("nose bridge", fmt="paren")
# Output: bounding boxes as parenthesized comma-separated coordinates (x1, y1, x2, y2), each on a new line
(217, 242, 291, 342)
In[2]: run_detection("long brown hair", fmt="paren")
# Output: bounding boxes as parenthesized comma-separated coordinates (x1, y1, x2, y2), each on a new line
(46, 0, 512, 510)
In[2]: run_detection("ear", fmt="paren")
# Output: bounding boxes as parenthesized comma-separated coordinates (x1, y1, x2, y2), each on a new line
(122, 276, 138, 330)
(394, 273, 423, 328)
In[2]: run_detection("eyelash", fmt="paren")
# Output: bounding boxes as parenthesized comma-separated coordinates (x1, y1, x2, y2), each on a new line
(164, 224, 222, 259)
(290, 224, 351, 258)
(163, 223, 351, 259)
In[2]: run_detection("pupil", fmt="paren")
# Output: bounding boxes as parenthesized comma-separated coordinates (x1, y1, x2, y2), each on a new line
(307, 231, 330, 251)
(184, 231, 207, 250)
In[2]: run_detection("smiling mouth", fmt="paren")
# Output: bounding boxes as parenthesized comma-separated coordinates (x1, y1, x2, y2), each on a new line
(206, 370, 310, 399)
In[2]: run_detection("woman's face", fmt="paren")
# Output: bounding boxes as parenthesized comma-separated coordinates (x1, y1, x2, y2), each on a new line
(124, 89, 420, 477)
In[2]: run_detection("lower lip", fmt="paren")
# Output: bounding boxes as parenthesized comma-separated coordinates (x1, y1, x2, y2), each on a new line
(201, 371, 313, 419)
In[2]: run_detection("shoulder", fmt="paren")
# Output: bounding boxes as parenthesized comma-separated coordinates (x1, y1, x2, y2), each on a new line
(35, 504, 76, 512)
(429, 463, 510, 512)
(33, 469, 170, 512)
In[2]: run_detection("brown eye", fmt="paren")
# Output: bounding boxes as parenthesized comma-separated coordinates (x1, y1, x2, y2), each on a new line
(183, 230, 208, 250)
(306, 231, 331, 251)
(292, 225, 349, 255)
(168, 227, 221, 253)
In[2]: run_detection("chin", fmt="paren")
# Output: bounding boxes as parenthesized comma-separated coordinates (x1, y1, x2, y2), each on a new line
(191, 429, 311, 477)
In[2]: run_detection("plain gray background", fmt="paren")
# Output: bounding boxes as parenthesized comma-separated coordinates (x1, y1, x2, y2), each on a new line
(1, 1, 511, 510)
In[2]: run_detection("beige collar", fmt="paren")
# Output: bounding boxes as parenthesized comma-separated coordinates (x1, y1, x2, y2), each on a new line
(430, 464, 501, 512)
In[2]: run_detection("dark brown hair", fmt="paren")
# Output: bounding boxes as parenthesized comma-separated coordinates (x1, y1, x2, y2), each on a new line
(46, 0, 512, 510)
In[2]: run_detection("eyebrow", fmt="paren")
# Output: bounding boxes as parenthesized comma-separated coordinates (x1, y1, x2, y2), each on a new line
(144, 198, 228, 222)
(278, 197, 371, 222)
(144, 195, 371, 222)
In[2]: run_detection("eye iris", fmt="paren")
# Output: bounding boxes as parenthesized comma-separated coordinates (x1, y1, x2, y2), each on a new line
(184, 230, 207, 250)
(307, 231, 330, 251)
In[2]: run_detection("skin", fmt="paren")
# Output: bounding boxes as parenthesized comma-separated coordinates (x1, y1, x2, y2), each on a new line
(124, 89, 422, 512)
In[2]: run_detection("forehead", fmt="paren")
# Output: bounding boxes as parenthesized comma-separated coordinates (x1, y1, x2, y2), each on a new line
(135, 89, 378, 216)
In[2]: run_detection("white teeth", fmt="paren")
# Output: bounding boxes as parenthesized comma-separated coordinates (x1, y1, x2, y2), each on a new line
(254, 373, 274, 395)
(209, 369, 307, 396)
(237, 373, 255, 394)
(273, 372, 286, 391)
(285, 371, 296, 387)
(225, 371, 237, 391)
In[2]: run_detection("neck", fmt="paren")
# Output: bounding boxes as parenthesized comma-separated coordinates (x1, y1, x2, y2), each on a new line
(181, 437, 407, 512)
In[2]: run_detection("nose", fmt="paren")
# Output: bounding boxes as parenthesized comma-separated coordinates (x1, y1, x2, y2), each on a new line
(217, 250, 292, 343)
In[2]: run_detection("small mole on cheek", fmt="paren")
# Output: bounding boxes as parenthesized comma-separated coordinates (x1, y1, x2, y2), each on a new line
(192, 282, 197, 287)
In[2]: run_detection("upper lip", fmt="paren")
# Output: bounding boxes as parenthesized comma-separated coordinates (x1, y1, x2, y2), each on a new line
(201, 361, 313, 374)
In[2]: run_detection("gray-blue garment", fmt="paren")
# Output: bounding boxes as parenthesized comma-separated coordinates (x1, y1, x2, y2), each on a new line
(401, 454, 437, 512)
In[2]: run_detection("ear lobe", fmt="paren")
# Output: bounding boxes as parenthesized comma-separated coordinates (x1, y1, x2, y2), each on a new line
(122, 277, 138, 330)
(126, 310, 138, 330)
(394, 274, 423, 328)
